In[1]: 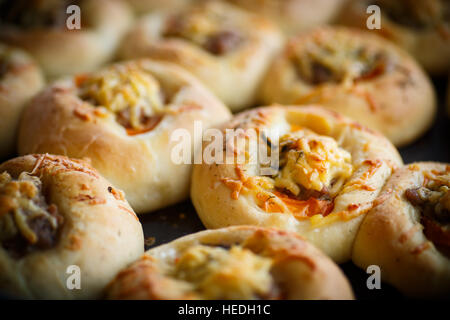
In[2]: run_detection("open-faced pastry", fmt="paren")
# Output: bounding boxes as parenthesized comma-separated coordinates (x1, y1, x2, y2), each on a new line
(106, 226, 354, 300)
(0, 154, 144, 299)
(339, 0, 450, 75)
(191, 106, 403, 263)
(0, 44, 44, 160)
(0, 0, 133, 79)
(118, 0, 283, 111)
(260, 27, 436, 147)
(352, 162, 450, 297)
(18, 59, 231, 214)
(226, 0, 346, 35)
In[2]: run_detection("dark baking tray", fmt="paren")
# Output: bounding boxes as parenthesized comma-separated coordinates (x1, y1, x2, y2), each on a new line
(140, 76, 450, 300)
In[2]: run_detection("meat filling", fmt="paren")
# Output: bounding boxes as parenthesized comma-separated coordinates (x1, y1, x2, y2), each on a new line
(163, 10, 243, 56)
(405, 178, 450, 257)
(0, 0, 82, 29)
(0, 172, 63, 258)
(293, 40, 392, 85)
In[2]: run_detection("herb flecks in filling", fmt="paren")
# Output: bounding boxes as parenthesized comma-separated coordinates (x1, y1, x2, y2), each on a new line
(376, 0, 450, 30)
(0, 0, 82, 29)
(0, 171, 63, 258)
(164, 8, 243, 56)
(78, 65, 165, 135)
(405, 168, 450, 257)
(292, 37, 392, 86)
(172, 244, 277, 299)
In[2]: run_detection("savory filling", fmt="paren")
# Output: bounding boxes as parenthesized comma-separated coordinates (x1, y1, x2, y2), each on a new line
(292, 38, 392, 85)
(0, 0, 82, 29)
(238, 129, 353, 219)
(376, 0, 450, 30)
(0, 171, 63, 258)
(170, 244, 279, 299)
(78, 65, 165, 135)
(405, 168, 450, 257)
(163, 7, 243, 55)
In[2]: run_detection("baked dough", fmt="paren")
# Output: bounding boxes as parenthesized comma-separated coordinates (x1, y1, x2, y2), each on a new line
(339, 0, 450, 75)
(18, 59, 231, 214)
(0, 44, 44, 160)
(352, 162, 450, 297)
(191, 105, 403, 263)
(106, 226, 354, 300)
(0, 154, 144, 299)
(226, 0, 346, 35)
(0, 0, 133, 79)
(118, 0, 283, 111)
(260, 27, 436, 147)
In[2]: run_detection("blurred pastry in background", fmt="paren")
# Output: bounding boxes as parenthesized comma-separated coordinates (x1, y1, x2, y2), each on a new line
(353, 162, 450, 297)
(226, 0, 346, 35)
(106, 226, 354, 300)
(0, 44, 44, 160)
(0, 154, 144, 299)
(260, 27, 436, 147)
(0, 0, 133, 79)
(18, 59, 231, 214)
(191, 105, 403, 263)
(118, 0, 283, 111)
(339, 0, 450, 75)
(126, 0, 190, 15)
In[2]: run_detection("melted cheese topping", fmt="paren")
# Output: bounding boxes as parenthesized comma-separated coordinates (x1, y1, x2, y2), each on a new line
(274, 129, 353, 196)
(0, 172, 58, 245)
(78, 65, 165, 131)
(172, 245, 274, 299)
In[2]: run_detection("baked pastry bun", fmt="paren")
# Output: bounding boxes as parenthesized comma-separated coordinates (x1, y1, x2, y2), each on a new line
(352, 162, 450, 297)
(18, 59, 231, 214)
(106, 226, 354, 300)
(339, 0, 450, 75)
(0, 44, 44, 160)
(226, 0, 346, 35)
(191, 105, 403, 263)
(119, 0, 283, 111)
(0, 0, 133, 79)
(0, 154, 144, 299)
(260, 27, 436, 147)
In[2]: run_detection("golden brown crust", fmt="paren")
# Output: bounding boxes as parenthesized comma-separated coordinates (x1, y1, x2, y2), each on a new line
(18, 59, 231, 214)
(0, 0, 133, 79)
(260, 27, 436, 147)
(119, 1, 283, 111)
(352, 162, 450, 297)
(0, 154, 144, 299)
(339, 0, 450, 75)
(191, 105, 403, 263)
(226, 0, 346, 35)
(125, 0, 189, 14)
(0, 44, 44, 160)
(106, 226, 354, 300)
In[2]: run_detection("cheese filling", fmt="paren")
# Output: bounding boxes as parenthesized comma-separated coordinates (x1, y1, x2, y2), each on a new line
(163, 5, 243, 55)
(171, 244, 276, 299)
(273, 130, 353, 197)
(292, 36, 392, 85)
(0, 171, 62, 258)
(78, 65, 165, 133)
